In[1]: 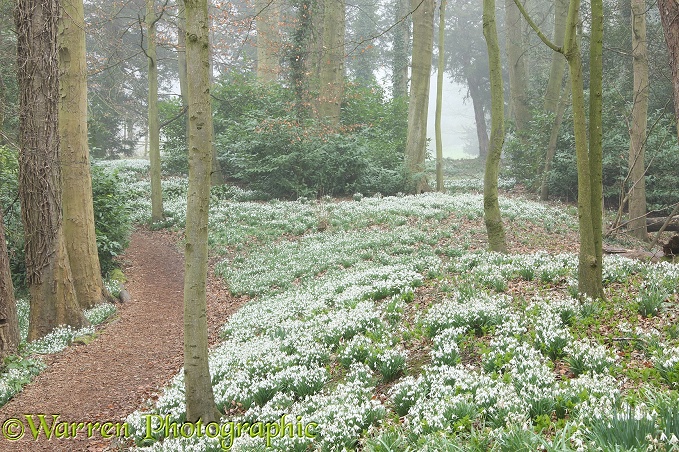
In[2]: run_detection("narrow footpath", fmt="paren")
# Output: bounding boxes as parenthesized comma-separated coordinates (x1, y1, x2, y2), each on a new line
(0, 229, 243, 451)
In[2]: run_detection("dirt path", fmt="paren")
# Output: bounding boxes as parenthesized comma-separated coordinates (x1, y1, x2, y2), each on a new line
(0, 229, 244, 451)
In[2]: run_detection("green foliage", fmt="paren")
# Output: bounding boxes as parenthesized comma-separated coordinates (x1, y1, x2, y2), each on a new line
(205, 75, 408, 199)
(0, 146, 25, 288)
(159, 97, 188, 175)
(586, 407, 657, 452)
(91, 165, 132, 275)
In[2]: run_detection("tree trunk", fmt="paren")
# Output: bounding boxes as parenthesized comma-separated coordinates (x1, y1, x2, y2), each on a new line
(505, 0, 531, 133)
(58, 0, 111, 308)
(628, 0, 649, 241)
(647, 217, 679, 232)
(392, 0, 411, 99)
(0, 206, 20, 358)
(177, 3, 188, 107)
(405, 0, 434, 194)
(540, 79, 569, 200)
(255, 0, 280, 83)
(146, 0, 163, 223)
(483, 0, 508, 253)
(15, 0, 88, 340)
(544, 0, 568, 113)
(435, 0, 446, 192)
(468, 77, 489, 161)
(183, 0, 219, 423)
(658, 0, 679, 139)
(316, 0, 345, 127)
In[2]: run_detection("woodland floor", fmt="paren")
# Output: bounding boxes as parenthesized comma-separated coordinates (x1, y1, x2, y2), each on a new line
(0, 228, 246, 451)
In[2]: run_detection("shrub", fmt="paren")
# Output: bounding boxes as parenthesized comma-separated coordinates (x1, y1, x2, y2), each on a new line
(91, 165, 132, 275)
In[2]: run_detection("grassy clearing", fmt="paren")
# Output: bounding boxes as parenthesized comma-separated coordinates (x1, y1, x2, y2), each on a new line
(94, 160, 679, 451)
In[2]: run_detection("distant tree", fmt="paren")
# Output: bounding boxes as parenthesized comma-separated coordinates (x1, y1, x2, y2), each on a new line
(0, 205, 19, 357)
(255, 0, 281, 82)
(346, 0, 379, 84)
(505, 0, 531, 134)
(146, 0, 163, 223)
(16, 0, 88, 340)
(183, 0, 220, 423)
(483, 0, 508, 253)
(405, 0, 434, 193)
(628, 0, 649, 241)
(435, 0, 446, 191)
(316, 0, 345, 126)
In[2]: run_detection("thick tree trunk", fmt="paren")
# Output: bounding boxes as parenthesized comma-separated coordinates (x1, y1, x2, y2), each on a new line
(59, 0, 110, 308)
(435, 0, 446, 192)
(405, 0, 434, 194)
(146, 0, 163, 223)
(0, 207, 20, 358)
(505, 0, 531, 133)
(483, 0, 508, 253)
(628, 0, 649, 241)
(15, 0, 88, 340)
(183, 0, 219, 423)
(255, 0, 281, 83)
(316, 0, 345, 127)
(658, 0, 679, 138)
(392, 0, 411, 99)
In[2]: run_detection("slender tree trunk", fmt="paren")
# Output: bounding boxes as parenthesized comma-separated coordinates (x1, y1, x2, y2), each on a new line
(58, 0, 111, 308)
(405, 0, 434, 194)
(315, 0, 345, 127)
(505, 0, 531, 133)
(392, 0, 411, 99)
(15, 0, 88, 341)
(544, 0, 568, 113)
(435, 0, 446, 191)
(540, 79, 569, 200)
(0, 206, 20, 358)
(483, 0, 508, 253)
(658, 0, 679, 140)
(146, 0, 163, 222)
(255, 0, 281, 83)
(468, 78, 489, 161)
(628, 0, 648, 241)
(183, 0, 219, 423)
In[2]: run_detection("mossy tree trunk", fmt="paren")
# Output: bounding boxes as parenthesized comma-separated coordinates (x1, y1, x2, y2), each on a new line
(183, 0, 219, 423)
(59, 0, 111, 308)
(0, 206, 19, 357)
(15, 0, 88, 341)
(405, 0, 434, 194)
(315, 0, 345, 127)
(628, 0, 649, 241)
(391, 0, 411, 99)
(483, 0, 508, 253)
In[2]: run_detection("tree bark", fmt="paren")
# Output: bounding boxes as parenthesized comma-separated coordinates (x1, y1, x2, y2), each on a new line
(505, 0, 531, 133)
(435, 0, 446, 192)
(392, 0, 411, 99)
(468, 77, 489, 161)
(658, 0, 679, 139)
(483, 0, 508, 253)
(628, 0, 649, 241)
(540, 79, 569, 200)
(59, 0, 111, 308)
(405, 0, 434, 194)
(0, 206, 20, 358)
(316, 0, 345, 127)
(544, 0, 568, 113)
(255, 0, 280, 83)
(15, 0, 88, 340)
(146, 0, 163, 223)
(183, 0, 219, 423)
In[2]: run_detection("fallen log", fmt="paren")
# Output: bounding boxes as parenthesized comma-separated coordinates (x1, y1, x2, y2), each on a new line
(647, 217, 679, 232)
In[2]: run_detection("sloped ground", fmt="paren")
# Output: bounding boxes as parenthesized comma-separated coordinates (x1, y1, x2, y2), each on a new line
(0, 229, 243, 451)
